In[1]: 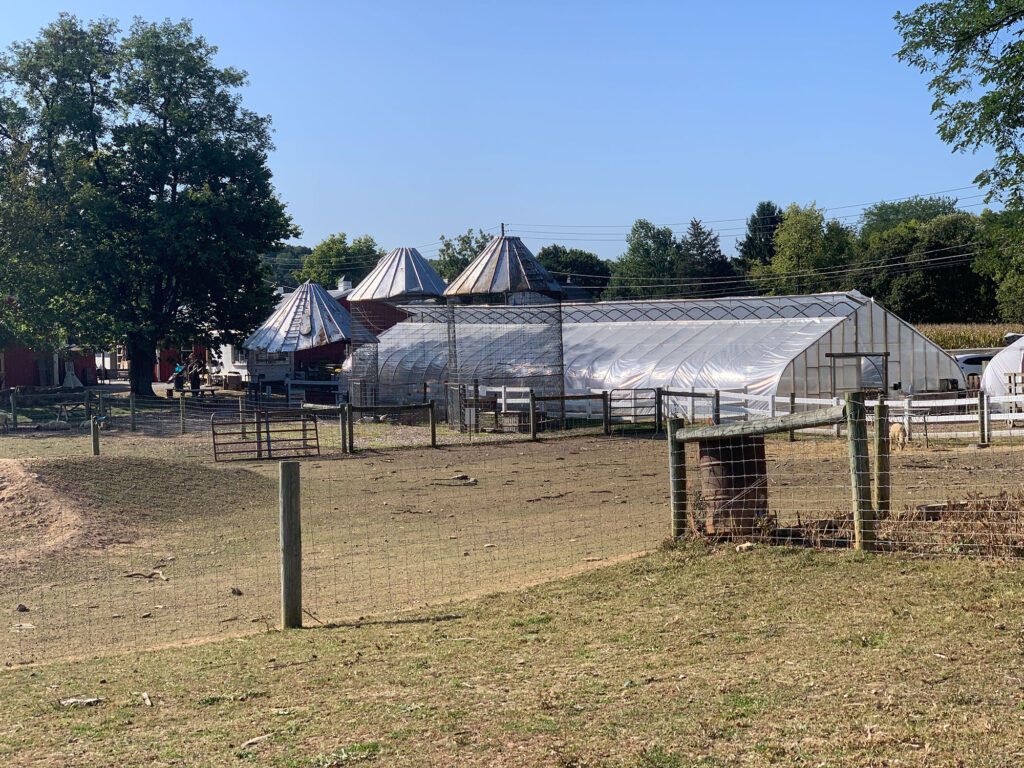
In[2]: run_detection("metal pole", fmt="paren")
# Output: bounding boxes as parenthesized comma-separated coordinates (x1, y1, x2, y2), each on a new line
(873, 401, 890, 519)
(429, 399, 437, 448)
(978, 390, 987, 444)
(347, 401, 355, 452)
(279, 461, 302, 629)
(668, 418, 687, 539)
(712, 390, 721, 425)
(339, 407, 347, 454)
(529, 389, 537, 441)
(846, 393, 874, 552)
(654, 387, 663, 433)
(91, 417, 100, 456)
(255, 410, 263, 460)
(179, 393, 186, 435)
(788, 392, 796, 442)
(602, 390, 611, 436)
(9, 391, 16, 430)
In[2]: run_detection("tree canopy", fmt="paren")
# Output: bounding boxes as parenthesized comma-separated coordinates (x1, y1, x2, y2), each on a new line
(536, 245, 611, 289)
(896, 3, 1024, 204)
(0, 15, 295, 394)
(736, 201, 784, 272)
(294, 234, 384, 289)
(752, 204, 856, 295)
(858, 195, 959, 240)
(432, 228, 492, 283)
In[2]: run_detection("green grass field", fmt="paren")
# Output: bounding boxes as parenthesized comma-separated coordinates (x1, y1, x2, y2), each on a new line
(3, 543, 1024, 767)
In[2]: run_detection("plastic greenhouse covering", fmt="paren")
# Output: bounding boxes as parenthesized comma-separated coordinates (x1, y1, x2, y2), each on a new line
(370, 291, 963, 403)
(981, 336, 1024, 397)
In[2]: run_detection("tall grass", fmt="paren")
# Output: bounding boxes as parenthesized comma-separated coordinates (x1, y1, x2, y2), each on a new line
(916, 323, 1024, 350)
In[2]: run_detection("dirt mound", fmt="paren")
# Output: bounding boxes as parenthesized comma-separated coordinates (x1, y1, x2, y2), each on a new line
(0, 458, 121, 573)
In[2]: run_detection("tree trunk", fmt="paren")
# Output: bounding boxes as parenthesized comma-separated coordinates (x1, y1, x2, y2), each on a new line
(127, 339, 157, 397)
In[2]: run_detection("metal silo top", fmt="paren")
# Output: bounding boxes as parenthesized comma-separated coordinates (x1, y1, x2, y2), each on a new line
(243, 280, 378, 352)
(348, 247, 447, 302)
(443, 235, 562, 298)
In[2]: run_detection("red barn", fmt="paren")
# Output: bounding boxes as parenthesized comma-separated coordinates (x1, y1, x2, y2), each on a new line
(0, 345, 98, 388)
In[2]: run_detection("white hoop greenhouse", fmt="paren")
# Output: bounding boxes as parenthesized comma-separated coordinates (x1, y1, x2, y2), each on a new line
(370, 291, 962, 410)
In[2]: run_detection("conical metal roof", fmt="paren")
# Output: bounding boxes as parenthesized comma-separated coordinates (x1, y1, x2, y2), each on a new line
(243, 281, 378, 352)
(348, 247, 447, 302)
(444, 235, 562, 298)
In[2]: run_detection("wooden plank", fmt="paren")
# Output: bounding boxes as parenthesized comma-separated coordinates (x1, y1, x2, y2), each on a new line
(675, 404, 845, 442)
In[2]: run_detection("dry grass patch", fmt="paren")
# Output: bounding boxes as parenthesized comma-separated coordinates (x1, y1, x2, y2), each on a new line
(2, 545, 1024, 766)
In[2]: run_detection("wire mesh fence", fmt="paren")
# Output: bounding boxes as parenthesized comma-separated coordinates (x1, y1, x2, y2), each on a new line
(671, 394, 1024, 558)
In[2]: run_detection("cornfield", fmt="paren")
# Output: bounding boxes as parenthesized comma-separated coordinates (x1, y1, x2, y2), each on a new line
(916, 323, 1024, 350)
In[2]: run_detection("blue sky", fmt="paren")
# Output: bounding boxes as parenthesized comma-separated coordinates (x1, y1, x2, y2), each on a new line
(3, 1, 993, 263)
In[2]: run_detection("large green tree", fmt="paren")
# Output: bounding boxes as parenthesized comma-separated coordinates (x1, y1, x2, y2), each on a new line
(605, 219, 680, 299)
(854, 212, 993, 323)
(679, 218, 735, 289)
(294, 234, 384, 288)
(896, 2, 1024, 204)
(975, 206, 1024, 320)
(752, 204, 856, 295)
(432, 228, 492, 282)
(536, 244, 611, 289)
(0, 15, 295, 395)
(735, 201, 784, 272)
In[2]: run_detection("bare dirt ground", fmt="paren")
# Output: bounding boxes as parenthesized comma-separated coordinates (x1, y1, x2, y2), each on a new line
(4, 424, 1024, 665)
(1, 435, 668, 665)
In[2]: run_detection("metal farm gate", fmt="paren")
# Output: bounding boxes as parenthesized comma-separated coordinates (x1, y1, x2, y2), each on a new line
(211, 409, 320, 461)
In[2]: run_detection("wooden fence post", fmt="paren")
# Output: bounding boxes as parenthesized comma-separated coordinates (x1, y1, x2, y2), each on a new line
(179, 393, 186, 435)
(529, 389, 537, 441)
(602, 390, 611, 436)
(873, 401, 890, 519)
(654, 387, 663, 434)
(788, 392, 796, 442)
(429, 399, 437, 448)
(347, 401, 355, 452)
(91, 417, 100, 456)
(668, 418, 687, 539)
(712, 390, 721, 425)
(84, 390, 92, 420)
(279, 461, 302, 629)
(129, 392, 137, 432)
(9, 391, 16, 429)
(845, 392, 874, 552)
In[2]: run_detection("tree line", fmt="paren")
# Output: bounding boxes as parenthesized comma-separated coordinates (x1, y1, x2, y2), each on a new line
(270, 194, 1016, 326)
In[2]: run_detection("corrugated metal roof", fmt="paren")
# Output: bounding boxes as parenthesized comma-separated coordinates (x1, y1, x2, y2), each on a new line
(243, 281, 378, 352)
(444, 235, 562, 298)
(348, 247, 447, 302)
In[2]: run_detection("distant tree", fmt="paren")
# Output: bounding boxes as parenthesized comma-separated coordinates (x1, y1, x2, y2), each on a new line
(295, 234, 385, 288)
(975, 207, 1024, 321)
(679, 219, 735, 288)
(859, 195, 959, 240)
(0, 15, 296, 396)
(433, 228, 492, 283)
(896, 4, 1024, 204)
(604, 219, 680, 299)
(736, 201, 784, 272)
(853, 212, 994, 323)
(753, 204, 855, 295)
(261, 245, 311, 288)
(536, 245, 611, 289)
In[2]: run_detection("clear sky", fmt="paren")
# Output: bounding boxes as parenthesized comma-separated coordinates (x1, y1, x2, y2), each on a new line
(2, 1, 993, 263)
